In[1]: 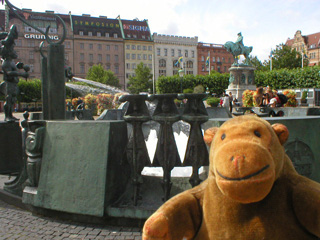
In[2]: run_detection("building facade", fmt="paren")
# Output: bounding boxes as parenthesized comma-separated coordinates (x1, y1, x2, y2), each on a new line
(153, 33, 198, 80)
(119, 19, 153, 89)
(71, 14, 125, 87)
(197, 42, 233, 75)
(286, 30, 320, 66)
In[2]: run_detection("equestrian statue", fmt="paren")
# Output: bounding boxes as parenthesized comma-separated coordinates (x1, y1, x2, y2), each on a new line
(224, 32, 253, 65)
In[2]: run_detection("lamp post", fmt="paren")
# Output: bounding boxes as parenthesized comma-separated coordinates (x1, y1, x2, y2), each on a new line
(178, 68, 184, 93)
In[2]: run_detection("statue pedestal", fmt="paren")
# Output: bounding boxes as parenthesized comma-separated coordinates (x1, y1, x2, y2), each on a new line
(227, 65, 256, 104)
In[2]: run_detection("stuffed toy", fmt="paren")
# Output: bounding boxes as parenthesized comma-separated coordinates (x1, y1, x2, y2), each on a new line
(143, 115, 320, 240)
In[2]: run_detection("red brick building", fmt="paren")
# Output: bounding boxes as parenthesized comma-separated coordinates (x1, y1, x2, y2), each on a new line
(197, 42, 233, 75)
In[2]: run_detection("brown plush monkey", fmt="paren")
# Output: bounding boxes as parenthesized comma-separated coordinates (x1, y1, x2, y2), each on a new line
(143, 115, 320, 240)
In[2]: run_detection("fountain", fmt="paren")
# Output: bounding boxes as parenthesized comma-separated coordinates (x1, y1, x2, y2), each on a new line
(0, 2, 320, 228)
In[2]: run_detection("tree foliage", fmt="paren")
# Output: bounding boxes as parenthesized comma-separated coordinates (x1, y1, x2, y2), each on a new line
(127, 62, 153, 94)
(266, 44, 308, 70)
(17, 79, 42, 103)
(86, 64, 120, 87)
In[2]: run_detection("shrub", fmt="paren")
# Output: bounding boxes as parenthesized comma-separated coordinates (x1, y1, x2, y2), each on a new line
(206, 97, 220, 107)
(242, 90, 254, 107)
(183, 88, 193, 94)
(96, 93, 114, 115)
(84, 94, 98, 115)
(283, 89, 297, 107)
(193, 85, 205, 93)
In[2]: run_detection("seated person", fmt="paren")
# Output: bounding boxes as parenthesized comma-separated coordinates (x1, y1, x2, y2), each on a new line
(254, 87, 265, 107)
(268, 91, 281, 107)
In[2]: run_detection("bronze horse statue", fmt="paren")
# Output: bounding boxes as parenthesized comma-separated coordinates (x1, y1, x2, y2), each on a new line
(224, 41, 253, 65)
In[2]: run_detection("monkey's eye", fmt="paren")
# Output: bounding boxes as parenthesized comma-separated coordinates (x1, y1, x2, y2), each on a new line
(254, 130, 261, 138)
(221, 133, 226, 140)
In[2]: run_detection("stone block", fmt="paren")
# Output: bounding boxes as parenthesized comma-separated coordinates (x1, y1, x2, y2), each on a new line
(23, 120, 129, 217)
(0, 121, 22, 174)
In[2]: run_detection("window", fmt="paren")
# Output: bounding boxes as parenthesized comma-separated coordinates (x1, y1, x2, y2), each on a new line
(157, 48, 160, 56)
(224, 66, 227, 72)
(202, 64, 205, 71)
(127, 34, 131, 38)
(126, 63, 130, 69)
(89, 54, 93, 62)
(106, 64, 111, 70)
(80, 64, 85, 74)
(15, 39, 22, 47)
(115, 45, 118, 51)
(65, 41, 71, 49)
(159, 59, 166, 67)
(133, 35, 137, 38)
(148, 46, 152, 51)
(106, 45, 110, 51)
(137, 45, 141, 50)
(79, 31, 84, 36)
(143, 46, 147, 51)
(114, 33, 118, 38)
(29, 51, 34, 59)
(115, 65, 119, 74)
(105, 33, 109, 38)
(212, 57, 216, 62)
(171, 49, 175, 57)
(89, 44, 93, 50)
(178, 50, 182, 56)
(80, 53, 84, 61)
(148, 55, 152, 60)
(132, 45, 136, 50)
(98, 44, 102, 50)
(132, 63, 136, 69)
(126, 53, 130, 60)
(185, 50, 188, 57)
(98, 54, 102, 62)
(186, 61, 193, 68)
(159, 70, 166, 76)
(138, 54, 141, 60)
(80, 43, 84, 49)
(126, 45, 130, 50)
(164, 49, 168, 56)
(201, 56, 205, 61)
(173, 60, 179, 68)
(28, 40, 35, 47)
(106, 54, 110, 62)
(115, 55, 119, 62)
(217, 57, 220, 62)
(97, 32, 101, 37)
(88, 31, 93, 36)
(191, 51, 195, 58)
(132, 54, 136, 60)
(222, 57, 225, 63)
(143, 54, 147, 60)
(65, 53, 69, 61)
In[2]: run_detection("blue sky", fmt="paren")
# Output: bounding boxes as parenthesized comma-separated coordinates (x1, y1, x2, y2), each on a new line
(1, 0, 319, 61)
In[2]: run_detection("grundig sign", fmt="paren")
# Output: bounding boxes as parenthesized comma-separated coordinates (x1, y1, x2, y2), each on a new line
(24, 34, 59, 40)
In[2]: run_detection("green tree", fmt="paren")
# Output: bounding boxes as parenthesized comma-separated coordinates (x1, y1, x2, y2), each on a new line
(266, 44, 308, 70)
(86, 64, 120, 87)
(128, 62, 153, 94)
(248, 55, 268, 71)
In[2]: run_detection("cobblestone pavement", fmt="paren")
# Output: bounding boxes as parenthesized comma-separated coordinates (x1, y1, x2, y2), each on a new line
(0, 199, 142, 240)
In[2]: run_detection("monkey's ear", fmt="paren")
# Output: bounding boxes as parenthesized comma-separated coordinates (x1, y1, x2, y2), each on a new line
(204, 127, 219, 146)
(272, 123, 289, 145)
